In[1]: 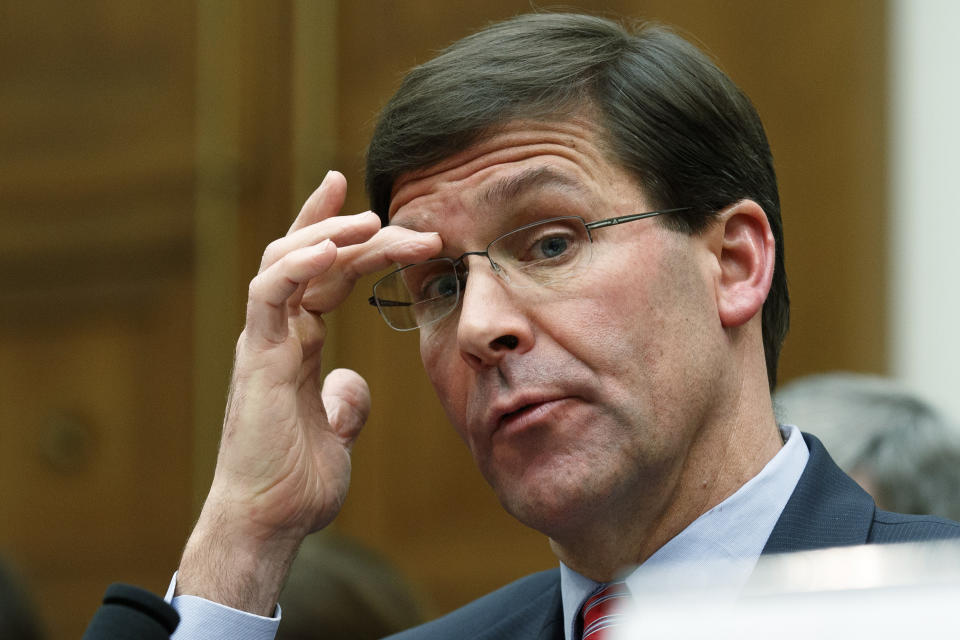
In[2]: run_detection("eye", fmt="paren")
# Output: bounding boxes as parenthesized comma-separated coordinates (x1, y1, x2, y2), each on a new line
(536, 235, 569, 259)
(420, 272, 459, 301)
(513, 223, 581, 264)
(399, 260, 459, 302)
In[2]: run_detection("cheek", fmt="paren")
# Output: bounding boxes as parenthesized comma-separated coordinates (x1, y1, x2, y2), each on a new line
(566, 295, 668, 417)
(419, 330, 470, 440)
(564, 262, 668, 371)
(567, 247, 719, 410)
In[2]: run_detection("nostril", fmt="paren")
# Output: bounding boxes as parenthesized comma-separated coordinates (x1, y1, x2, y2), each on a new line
(492, 334, 519, 350)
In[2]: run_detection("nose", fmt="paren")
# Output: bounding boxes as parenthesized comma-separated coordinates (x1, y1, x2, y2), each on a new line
(456, 255, 534, 370)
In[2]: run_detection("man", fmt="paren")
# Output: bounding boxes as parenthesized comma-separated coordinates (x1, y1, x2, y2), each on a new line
(776, 372, 960, 520)
(168, 13, 960, 640)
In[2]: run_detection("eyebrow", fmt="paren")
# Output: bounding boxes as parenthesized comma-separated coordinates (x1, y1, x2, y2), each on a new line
(389, 166, 587, 232)
(474, 166, 585, 208)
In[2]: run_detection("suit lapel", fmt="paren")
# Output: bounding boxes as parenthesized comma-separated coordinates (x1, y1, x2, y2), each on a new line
(534, 580, 564, 640)
(466, 576, 562, 640)
(762, 432, 876, 554)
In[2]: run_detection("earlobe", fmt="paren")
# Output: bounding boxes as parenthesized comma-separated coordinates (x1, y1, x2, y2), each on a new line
(712, 200, 775, 328)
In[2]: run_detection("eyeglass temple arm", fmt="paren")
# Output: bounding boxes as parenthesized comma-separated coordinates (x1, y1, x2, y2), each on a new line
(585, 207, 691, 230)
(367, 296, 412, 307)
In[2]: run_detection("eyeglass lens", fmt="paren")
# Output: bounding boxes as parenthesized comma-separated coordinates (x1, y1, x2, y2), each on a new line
(372, 216, 593, 330)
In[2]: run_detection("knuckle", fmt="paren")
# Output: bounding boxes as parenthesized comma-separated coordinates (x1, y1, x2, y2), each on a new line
(247, 274, 266, 301)
(261, 238, 284, 266)
(278, 248, 304, 273)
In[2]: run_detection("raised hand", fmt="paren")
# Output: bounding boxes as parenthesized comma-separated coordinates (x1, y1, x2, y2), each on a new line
(176, 171, 440, 614)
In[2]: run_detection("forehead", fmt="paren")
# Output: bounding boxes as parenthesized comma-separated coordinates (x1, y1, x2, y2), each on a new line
(387, 118, 643, 232)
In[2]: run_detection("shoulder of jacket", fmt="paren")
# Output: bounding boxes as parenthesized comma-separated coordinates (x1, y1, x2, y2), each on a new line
(385, 569, 560, 640)
(869, 510, 960, 542)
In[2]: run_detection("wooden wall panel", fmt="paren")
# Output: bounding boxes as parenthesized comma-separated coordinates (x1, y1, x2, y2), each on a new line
(191, 0, 299, 512)
(0, 282, 195, 638)
(0, 2, 197, 637)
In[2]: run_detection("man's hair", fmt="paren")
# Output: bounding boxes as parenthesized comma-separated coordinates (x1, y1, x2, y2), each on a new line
(366, 12, 788, 389)
(775, 373, 960, 520)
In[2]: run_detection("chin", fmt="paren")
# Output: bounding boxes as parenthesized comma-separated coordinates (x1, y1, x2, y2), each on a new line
(487, 454, 610, 536)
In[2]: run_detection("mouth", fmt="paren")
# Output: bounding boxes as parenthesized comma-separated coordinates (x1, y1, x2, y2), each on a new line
(502, 403, 534, 420)
(493, 396, 571, 438)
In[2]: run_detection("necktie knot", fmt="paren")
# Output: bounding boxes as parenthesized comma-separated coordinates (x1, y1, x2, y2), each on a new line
(579, 582, 630, 639)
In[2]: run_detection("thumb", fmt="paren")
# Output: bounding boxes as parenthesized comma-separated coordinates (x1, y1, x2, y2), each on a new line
(321, 368, 371, 446)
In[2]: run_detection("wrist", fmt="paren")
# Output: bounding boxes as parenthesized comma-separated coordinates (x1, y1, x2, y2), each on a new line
(175, 499, 305, 616)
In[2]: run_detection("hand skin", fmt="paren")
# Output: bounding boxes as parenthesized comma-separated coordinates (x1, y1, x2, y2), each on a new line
(175, 171, 441, 615)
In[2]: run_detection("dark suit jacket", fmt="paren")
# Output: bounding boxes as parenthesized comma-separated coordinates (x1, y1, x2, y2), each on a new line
(386, 433, 960, 640)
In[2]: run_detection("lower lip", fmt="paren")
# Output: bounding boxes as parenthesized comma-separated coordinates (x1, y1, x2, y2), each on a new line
(497, 398, 571, 437)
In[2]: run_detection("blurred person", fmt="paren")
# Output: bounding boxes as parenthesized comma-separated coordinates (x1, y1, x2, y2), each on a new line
(276, 532, 425, 640)
(0, 559, 44, 640)
(775, 372, 960, 520)
(163, 12, 960, 640)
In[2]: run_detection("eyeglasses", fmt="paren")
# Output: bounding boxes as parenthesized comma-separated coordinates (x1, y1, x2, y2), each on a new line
(368, 207, 690, 331)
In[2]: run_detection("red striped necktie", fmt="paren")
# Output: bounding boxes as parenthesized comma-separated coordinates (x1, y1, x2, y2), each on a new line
(579, 582, 630, 639)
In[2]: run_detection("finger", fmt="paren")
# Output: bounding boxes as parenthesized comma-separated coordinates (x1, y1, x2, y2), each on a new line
(300, 226, 442, 312)
(261, 210, 381, 272)
(321, 368, 371, 447)
(246, 240, 339, 344)
(287, 170, 348, 235)
(283, 220, 431, 313)
(337, 225, 443, 278)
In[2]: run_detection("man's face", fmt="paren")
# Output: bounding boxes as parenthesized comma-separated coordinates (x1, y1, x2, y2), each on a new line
(388, 118, 728, 540)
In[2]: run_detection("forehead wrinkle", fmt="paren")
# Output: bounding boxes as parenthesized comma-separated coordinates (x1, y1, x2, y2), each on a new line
(475, 165, 587, 210)
(390, 165, 589, 233)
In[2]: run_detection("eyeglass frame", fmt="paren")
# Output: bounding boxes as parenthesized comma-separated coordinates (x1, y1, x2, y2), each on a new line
(367, 206, 692, 330)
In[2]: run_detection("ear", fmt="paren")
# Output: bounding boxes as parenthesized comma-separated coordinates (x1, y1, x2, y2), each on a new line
(709, 200, 775, 328)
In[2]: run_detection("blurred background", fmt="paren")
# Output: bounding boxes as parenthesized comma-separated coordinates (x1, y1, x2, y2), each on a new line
(1, 1, 958, 637)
